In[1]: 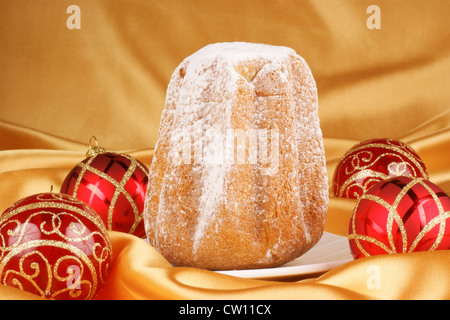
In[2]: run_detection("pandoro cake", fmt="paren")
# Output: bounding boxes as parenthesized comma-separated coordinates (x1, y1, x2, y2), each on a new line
(143, 42, 328, 270)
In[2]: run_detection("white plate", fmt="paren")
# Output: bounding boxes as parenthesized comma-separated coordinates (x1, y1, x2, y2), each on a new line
(216, 232, 354, 281)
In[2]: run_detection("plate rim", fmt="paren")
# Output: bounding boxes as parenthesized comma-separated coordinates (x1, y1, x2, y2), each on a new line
(215, 232, 354, 280)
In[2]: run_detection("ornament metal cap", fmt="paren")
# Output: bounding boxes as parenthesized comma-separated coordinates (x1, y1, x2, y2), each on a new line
(86, 136, 106, 157)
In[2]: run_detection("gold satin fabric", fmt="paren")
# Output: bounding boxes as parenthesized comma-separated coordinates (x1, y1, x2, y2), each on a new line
(0, 0, 449, 300)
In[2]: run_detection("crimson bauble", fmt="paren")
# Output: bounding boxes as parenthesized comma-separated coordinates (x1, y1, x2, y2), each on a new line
(0, 192, 112, 299)
(60, 141, 148, 238)
(348, 176, 450, 259)
(333, 138, 428, 199)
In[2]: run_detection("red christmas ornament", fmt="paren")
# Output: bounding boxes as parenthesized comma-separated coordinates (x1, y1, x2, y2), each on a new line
(60, 137, 149, 238)
(0, 192, 112, 300)
(333, 138, 428, 199)
(348, 176, 450, 259)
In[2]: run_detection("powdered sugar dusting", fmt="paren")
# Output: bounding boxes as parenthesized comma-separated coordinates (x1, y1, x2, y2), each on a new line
(144, 42, 329, 270)
(182, 43, 300, 250)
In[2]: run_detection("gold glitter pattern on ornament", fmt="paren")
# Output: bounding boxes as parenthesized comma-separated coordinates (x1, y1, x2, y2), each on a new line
(335, 139, 429, 199)
(0, 193, 112, 300)
(72, 152, 148, 234)
(349, 177, 450, 257)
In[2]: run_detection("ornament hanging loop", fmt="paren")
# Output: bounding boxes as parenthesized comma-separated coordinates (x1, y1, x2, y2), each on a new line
(86, 136, 106, 157)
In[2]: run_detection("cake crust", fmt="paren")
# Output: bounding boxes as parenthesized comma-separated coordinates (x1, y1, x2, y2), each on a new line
(144, 42, 328, 270)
